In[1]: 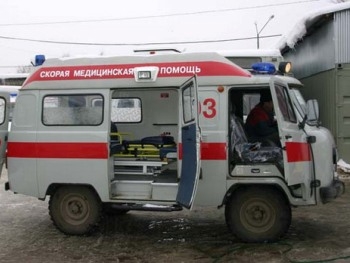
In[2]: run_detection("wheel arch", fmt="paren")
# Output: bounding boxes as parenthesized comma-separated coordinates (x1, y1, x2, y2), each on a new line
(46, 183, 101, 202)
(222, 181, 291, 207)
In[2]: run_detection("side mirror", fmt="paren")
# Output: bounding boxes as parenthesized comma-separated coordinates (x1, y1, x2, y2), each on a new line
(306, 99, 319, 125)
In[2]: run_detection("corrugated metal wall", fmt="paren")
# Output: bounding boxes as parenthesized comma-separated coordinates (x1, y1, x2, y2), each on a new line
(281, 8, 350, 162)
(299, 67, 350, 162)
(285, 9, 350, 77)
(298, 70, 337, 135)
(335, 9, 350, 64)
(283, 19, 335, 79)
(335, 64, 350, 163)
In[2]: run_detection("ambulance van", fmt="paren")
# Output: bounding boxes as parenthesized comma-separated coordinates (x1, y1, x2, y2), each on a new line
(1, 52, 344, 243)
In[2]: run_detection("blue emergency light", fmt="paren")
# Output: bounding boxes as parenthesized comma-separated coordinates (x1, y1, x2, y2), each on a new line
(251, 62, 276, 74)
(35, 55, 46, 66)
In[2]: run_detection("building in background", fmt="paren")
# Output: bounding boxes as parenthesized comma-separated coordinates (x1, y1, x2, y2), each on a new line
(0, 73, 28, 120)
(217, 49, 284, 70)
(278, 2, 350, 163)
(0, 73, 28, 86)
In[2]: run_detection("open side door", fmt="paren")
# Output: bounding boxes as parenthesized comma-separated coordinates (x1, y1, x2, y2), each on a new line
(176, 76, 201, 209)
(0, 92, 10, 176)
(270, 77, 315, 202)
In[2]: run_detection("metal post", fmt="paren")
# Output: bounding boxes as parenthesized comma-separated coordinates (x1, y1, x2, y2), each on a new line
(255, 15, 274, 49)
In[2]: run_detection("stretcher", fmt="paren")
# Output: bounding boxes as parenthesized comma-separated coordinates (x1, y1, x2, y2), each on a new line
(111, 134, 177, 160)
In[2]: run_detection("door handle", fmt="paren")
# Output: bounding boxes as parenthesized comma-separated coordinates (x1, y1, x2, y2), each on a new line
(285, 135, 292, 139)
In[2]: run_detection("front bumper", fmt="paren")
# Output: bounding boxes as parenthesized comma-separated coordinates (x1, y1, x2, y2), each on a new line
(320, 179, 345, 204)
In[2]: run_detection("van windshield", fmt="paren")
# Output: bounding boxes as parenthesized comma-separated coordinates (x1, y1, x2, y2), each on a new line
(289, 88, 306, 119)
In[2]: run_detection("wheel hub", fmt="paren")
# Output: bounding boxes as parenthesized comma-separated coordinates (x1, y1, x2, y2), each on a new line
(69, 201, 83, 215)
(62, 195, 89, 223)
(251, 206, 264, 221)
(241, 199, 276, 232)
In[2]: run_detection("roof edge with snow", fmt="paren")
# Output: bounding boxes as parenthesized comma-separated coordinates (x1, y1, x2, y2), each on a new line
(276, 2, 350, 52)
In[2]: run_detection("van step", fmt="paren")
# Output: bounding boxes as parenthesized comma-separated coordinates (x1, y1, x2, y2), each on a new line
(107, 203, 183, 212)
(114, 160, 167, 175)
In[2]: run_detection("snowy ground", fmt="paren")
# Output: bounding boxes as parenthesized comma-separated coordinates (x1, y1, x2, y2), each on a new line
(0, 169, 349, 263)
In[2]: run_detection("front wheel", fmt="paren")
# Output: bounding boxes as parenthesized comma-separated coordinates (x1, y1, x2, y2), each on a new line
(225, 186, 291, 243)
(49, 185, 102, 235)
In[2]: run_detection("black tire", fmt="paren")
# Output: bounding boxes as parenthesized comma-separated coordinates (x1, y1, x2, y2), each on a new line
(225, 186, 291, 243)
(49, 185, 102, 235)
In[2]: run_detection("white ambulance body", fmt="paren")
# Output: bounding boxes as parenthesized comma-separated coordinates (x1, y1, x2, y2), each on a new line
(1, 52, 344, 243)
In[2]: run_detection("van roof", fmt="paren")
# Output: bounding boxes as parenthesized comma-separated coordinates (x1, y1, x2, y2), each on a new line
(22, 52, 252, 90)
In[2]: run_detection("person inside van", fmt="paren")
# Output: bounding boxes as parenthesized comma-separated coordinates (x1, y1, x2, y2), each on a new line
(244, 91, 280, 147)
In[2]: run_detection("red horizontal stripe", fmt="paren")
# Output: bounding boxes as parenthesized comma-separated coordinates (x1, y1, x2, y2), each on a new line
(7, 142, 108, 159)
(201, 142, 226, 160)
(285, 142, 311, 162)
(178, 142, 226, 160)
(8, 141, 312, 163)
(7, 141, 227, 160)
(24, 61, 250, 86)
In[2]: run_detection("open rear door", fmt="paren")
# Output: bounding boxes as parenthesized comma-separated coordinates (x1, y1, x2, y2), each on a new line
(270, 77, 315, 202)
(0, 92, 10, 176)
(176, 76, 201, 209)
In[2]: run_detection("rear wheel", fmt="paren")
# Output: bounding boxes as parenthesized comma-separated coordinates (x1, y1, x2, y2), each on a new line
(225, 186, 291, 243)
(49, 185, 102, 235)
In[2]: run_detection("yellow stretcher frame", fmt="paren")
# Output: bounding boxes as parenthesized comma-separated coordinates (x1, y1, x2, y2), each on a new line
(110, 132, 176, 159)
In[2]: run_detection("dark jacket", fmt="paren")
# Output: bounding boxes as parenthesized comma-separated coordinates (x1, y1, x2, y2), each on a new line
(245, 103, 277, 138)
